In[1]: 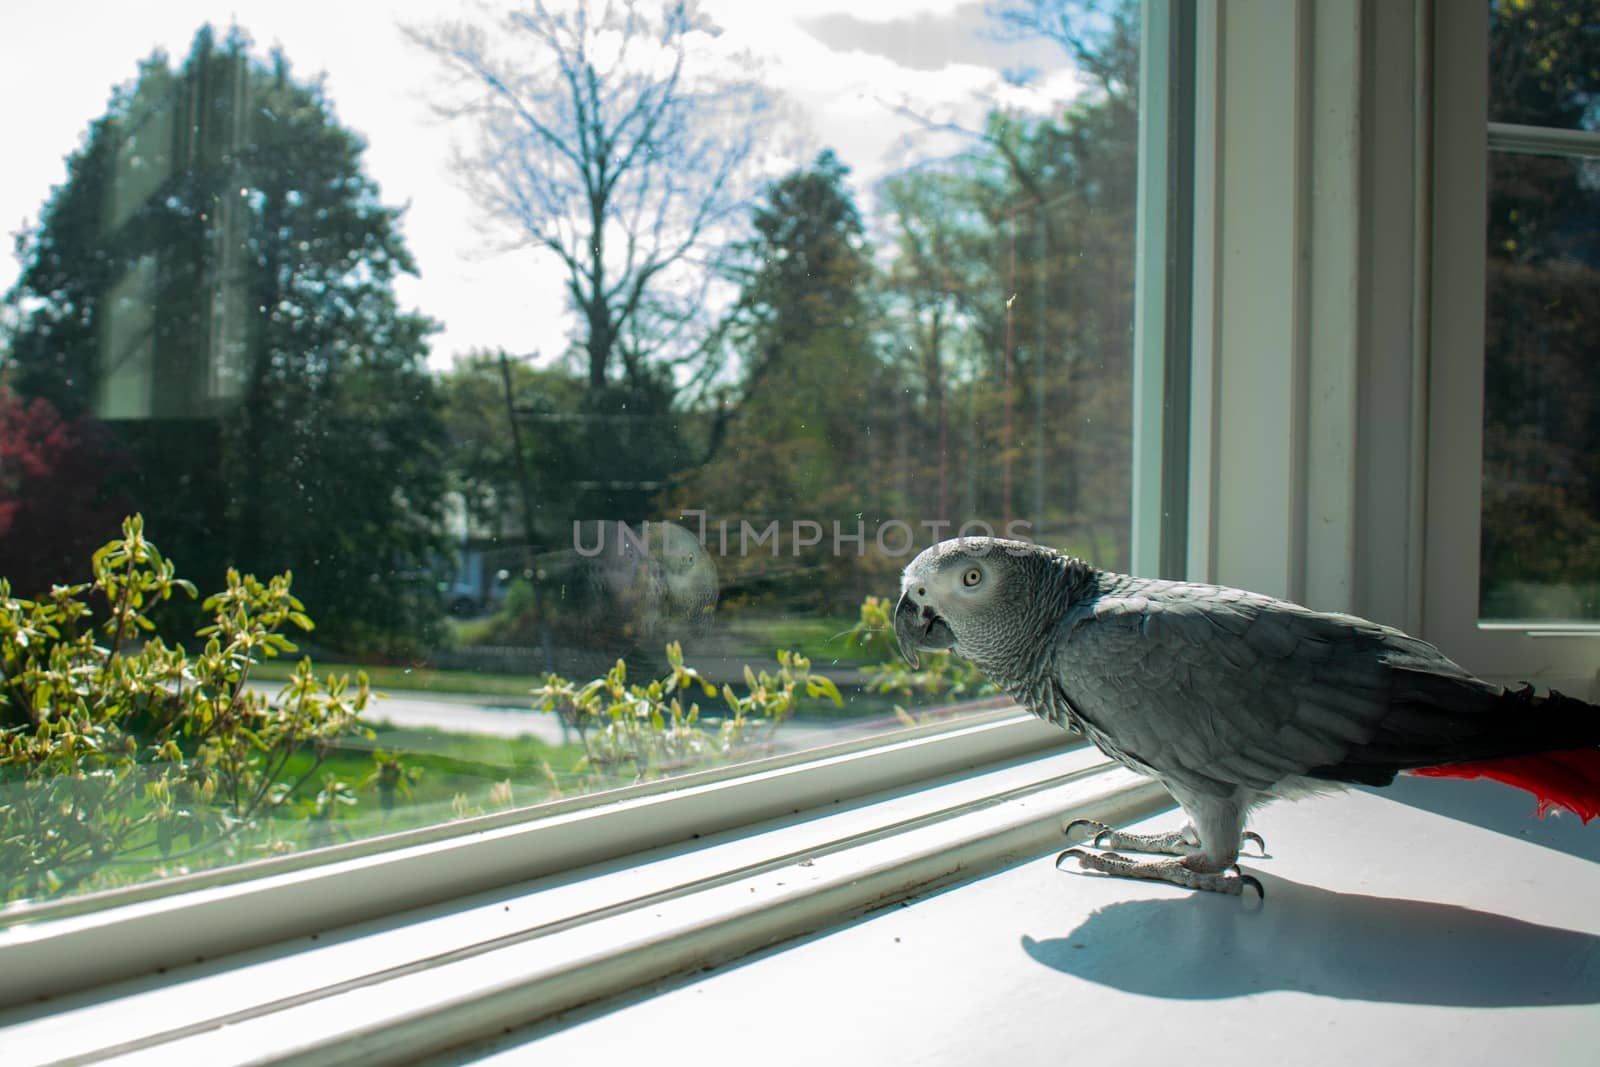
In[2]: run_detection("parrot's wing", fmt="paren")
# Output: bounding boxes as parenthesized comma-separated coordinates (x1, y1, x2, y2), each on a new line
(1050, 586, 1498, 798)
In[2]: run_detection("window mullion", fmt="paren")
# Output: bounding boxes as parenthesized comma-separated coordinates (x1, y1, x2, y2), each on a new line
(1487, 121, 1600, 160)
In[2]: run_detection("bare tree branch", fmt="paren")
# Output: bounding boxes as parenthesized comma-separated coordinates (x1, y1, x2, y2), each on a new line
(407, 0, 770, 388)
(987, 0, 1140, 103)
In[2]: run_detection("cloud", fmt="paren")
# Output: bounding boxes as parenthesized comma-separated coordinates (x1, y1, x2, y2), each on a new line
(702, 0, 1077, 191)
(797, 2, 1064, 74)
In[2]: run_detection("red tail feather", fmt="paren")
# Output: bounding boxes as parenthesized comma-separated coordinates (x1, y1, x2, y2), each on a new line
(1410, 749, 1600, 823)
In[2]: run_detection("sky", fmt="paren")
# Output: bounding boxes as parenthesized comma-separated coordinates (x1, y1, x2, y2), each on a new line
(0, 0, 1076, 370)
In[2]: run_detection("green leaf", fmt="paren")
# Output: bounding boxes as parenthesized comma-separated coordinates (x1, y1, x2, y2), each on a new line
(806, 676, 844, 706)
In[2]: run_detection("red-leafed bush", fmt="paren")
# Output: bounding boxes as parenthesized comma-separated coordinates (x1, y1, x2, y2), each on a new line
(0, 388, 132, 597)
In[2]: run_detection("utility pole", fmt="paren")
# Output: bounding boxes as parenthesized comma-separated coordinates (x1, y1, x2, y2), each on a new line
(498, 350, 551, 668)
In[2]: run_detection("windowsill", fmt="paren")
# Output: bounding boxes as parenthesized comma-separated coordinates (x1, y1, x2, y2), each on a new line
(0, 723, 1169, 1064)
(467, 777, 1600, 1067)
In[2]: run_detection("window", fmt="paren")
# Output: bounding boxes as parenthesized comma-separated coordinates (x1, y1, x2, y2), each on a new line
(0, 1, 1149, 912)
(14, 8, 1600, 1057)
(1480, 1, 1600, 624)
(1426, 1, 1599, 690)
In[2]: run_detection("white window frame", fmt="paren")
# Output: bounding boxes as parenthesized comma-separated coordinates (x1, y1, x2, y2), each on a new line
(1175, 0, 1596, 703)
(1424, 2, 1600, 693)
(1180, 0, 1430, 624)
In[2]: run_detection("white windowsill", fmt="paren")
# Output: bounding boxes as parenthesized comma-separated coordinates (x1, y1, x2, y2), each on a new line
(0, 723, 1170, 1065)
(466, 775, 1600, 1067)
(11, 728, 1600, 1067)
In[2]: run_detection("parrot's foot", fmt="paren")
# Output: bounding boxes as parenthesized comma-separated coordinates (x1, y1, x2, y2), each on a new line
(1055, 848, 1264, 899)
(1063, 819, 1265, 857)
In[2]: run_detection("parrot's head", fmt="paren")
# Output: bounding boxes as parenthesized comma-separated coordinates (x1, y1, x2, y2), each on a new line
(895, 536, 1078, 672)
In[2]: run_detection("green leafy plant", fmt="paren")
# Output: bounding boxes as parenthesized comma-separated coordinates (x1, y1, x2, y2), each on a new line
(532, 641, 842, 787)
(848, 596, 998, 720)
(0, 516, 372, 901)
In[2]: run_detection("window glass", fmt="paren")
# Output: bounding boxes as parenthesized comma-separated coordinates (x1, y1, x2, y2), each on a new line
(1481, 1, 1600, 623)
(0, 0, 1141, 903)
(1487, 0, 1600, 130)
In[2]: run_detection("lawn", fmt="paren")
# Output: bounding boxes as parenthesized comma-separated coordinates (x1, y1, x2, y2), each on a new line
(251, 609, 897, 721)
(275, 721, 592, 838)
(250, 658, 548, 699)
(249, 612, 874, 697)
(33, 723, 592, 898)
(719, 613, 872, 667)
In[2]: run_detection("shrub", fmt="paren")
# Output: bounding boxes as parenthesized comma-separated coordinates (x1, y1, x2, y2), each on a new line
(0, 517, 370, 901)
(849, 595, 998, 710)
(532, 641, 842, 787)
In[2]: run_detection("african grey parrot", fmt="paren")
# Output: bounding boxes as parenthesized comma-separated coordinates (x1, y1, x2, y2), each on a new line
(894, 537, 1600, 897)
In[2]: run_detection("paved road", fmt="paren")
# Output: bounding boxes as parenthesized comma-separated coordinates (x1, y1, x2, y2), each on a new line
(253, 682, 893, 753)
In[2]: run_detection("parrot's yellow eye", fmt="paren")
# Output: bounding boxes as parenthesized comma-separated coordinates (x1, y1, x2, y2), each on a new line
(962, 567, 982, 587)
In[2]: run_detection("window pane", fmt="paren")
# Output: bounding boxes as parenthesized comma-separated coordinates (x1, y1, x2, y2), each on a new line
(1481, 149, 1600, 621)
(1488, 0, 1600, 131)
(0, 1, 1142, 904)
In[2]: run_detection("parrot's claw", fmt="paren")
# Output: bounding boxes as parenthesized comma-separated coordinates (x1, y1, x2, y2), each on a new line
(1057, 848, 1264, 899)
(1242, 830, 1267, 855)
(1063, 819, 1115, 846)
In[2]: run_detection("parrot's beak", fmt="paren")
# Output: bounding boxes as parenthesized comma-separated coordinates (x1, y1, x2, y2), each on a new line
(894, 592, 956, 669)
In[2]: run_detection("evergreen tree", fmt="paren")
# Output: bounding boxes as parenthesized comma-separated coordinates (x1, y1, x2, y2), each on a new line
(4, 26, 450, 653)
(696, 150, 882, 509)
(671, 151, 890, 606)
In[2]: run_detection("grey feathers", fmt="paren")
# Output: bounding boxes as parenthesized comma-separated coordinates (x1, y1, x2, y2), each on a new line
(896, 537, 1510, 805)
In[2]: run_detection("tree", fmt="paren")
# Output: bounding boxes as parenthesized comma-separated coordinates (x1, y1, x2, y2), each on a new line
(876, 166, 999, 524)
(670, 152, 892, 607)
(0, 390, 132, 598)
(881, 1, 1142, 566)
(439, 351, 582, 544)
(5, 27, 451, 653)
(439, 347, 693, 540)
(409, 0, 770, 392)
(990, 97, 1140, 566)
(1487, 0, 1600, 132)
(990, 0, 1140, 106)
(719, 150, 879, 416)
